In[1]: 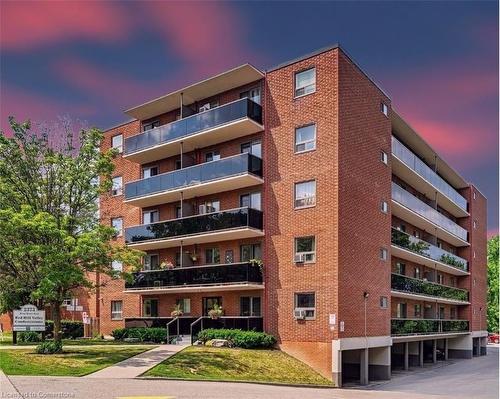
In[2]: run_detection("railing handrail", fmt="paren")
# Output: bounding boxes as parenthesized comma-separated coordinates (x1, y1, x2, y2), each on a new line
(391, 273, 468, 293)
(391, 317, 469, 322)
(166, 316, 179, 343)
(134, 261, 255, 273)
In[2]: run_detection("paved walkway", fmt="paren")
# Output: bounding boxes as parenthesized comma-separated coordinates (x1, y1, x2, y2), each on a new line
(0, 369, 23, 399)
(85, 344, 187, 379)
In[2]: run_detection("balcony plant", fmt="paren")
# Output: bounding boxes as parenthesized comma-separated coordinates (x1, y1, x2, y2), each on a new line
(440, 254, 466, 270)
(208, 304, 223, 320)
(160, 261, 174, 270)
(408, 240, 430, 255)
(171, 304, 183, 318)
(250, 258, 264, 273)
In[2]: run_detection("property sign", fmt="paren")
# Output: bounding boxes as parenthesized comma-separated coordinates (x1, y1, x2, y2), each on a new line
(13, 304, 45, 332)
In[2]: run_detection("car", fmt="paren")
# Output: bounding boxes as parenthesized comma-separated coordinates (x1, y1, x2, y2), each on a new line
(488, 333, 499, 344)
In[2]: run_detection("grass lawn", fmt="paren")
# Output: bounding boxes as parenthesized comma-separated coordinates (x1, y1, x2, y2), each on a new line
(0, 332, 148, 346)
(0, 346, 154, 376)
(144, 346, 333, 386)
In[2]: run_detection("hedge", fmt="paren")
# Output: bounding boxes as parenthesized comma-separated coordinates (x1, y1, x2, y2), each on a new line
(18, 331, 43, 343)
(196, 329, 276, 349)
(45, 320, 84, 339)
(111, 327, 168, 343)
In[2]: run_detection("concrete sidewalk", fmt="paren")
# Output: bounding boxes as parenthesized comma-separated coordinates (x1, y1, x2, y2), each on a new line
(85, 344, 187, 379)
(0, 369, 23, 398)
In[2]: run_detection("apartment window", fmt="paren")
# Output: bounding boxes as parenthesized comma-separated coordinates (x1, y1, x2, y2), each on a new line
(380, 150, 388, 165)
(450, 307, 457, 319)
(294, 180, 316, 208)
(395, 262, 406, 275)
(295, 124, 316, 153)
(240, 192, 262, 211)
(143, 210, 159, 224)
(414, 304, 422, 318)
(450, 276, 457, 287)
(294, 236, 316, 263)
(240, 87, 261, 105)
(111, 134, 123, 154)
(205, 248, 220, 264)
(381, 200, 388, 213)
(111, 176, 123, 196)
(175, 205, 182, 219)
(380, 248, 388, 261)
(294, 68, 316, 97)
(439, 306, 445, 319)
(142, 166, 159, 179)
(199, 200, 220, 214)
(111, 301, 123, 320)
(143, 299, 158, 317)
(381, 102, 389, 116)
(240, 244, 261, 262)
(437, 273, 444, 285)
(414, 266, 421, 279)
(176, 298, 191, 314)
(205, 151, 220, 162)
(225, 250, 234, 263)
(203, 297, 222, 315)
(294, 292, 315, 319)
(240, 296, 261, 316)
(143, 120, 160, 131)
(111, 217, 123, 237)
(111, 260, 123, 272)
(396, 303, 407, 318)
(175, 159, 182, 170)
(241, 140, 262, 158)
(380, 296, 388, 309)
(397, 223, 406, 233)
(175, 252, 181, 267)
(144, 254, 160, 271)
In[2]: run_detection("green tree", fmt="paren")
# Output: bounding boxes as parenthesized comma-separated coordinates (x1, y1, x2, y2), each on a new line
(0, 117, 142, 344)
(487, 235, 499, 332)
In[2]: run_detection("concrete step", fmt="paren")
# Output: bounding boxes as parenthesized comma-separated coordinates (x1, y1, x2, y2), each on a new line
(171, 335, 191, 345)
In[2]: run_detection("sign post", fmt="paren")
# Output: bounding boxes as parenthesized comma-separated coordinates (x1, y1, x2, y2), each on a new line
(13, 304, 45, 344)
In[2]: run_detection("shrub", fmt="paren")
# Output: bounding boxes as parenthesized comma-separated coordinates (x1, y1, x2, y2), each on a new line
(197, 329, 276, 349)
(18, 331, 42, 343)
(111, 327, 168, 343)
(45, 320, 83, 339)
(35, 341, 62, 354)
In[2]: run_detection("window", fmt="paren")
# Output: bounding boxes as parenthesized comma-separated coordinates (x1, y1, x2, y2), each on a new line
(294, 292, 315, 319)
(437, 273, 444, 285)
(240, 244, 261, 262)
(450, 307, 457, 319)
(111, 301, 123, 320)
(381, 200, 388, 213)
(143, 299, 158, 317)
(111, 134, 123, 153)
(380, 150, 388, 165)
(381, 102, 388, 116)
(380, 248, 388, 261)
(380, 296, 388, 309)
(112, 176, 123, 196)
(142, 166, 159, 179)
(395, 262, 406, 275)
(295, 124, 316, 153)
(240, 140, 262, 158)
(240, 192, 262, 211)
(205, 248, 220, 264)
(414, 304, 422, 318)
(240, 296, 261, 316)
(111, 217, 123, 237)
(240, 87, 261, 104)
(396, 303, 407, 318)
(294, 236, 316, 263)
(176, 298, 191, 314)
(294, 68, 316, 97)
(294, 180, 316, 208)
(439, 306, 445, 319)
(450, 276, 456, 287)
(175, 205, 182, 219)
(202, 297, 222, 315)
(62, 298, 72, 306)
(224, 250, 234, 263)
(397, 223, 406, 233)
(144, 254, 160, 271)
(175, 252, 181, 267)
(414, 266, 421, 279)
(111, 260, 123, 272)
(143, 210, 159, 224)
(175, 159, 182, 170)
(205, 151, 220, 162)
(143, 121, 160, 131)
(199, 200, 220, 214)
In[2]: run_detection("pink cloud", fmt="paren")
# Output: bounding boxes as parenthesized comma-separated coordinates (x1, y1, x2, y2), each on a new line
(0, 1, 130, 50)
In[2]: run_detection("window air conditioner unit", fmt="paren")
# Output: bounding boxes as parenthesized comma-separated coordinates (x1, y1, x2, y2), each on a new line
(199, 103, 211, 112)
(294, 254, 305, 263)
(294, 309, 307, 320)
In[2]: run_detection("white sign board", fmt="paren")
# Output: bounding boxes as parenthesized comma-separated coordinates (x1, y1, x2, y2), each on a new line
(13, 304, 45, 332)
(329, 313, 336, 325)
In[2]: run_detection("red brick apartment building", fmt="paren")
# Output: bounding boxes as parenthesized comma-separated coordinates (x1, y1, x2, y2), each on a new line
(5, 45, 488, 385)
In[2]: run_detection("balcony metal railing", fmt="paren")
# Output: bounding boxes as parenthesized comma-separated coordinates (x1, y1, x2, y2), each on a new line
(391, 318, 469, 336)
(125, 153, 263, 200)
(392, 137, 467, 212)
(125, 207, 263, 245)
(391, 273, 469, 302)
(125, 262, 263, 291)
(392, 183, 468, 242)
(124, 98, 263, 155)
(391, 229, 468, 271)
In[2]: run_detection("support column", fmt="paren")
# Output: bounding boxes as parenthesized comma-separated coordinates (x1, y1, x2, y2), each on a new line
(444, 338, 449, 360)
(360, 348, 369, 385)
(432, 340, 437, 363)
(404, 342, 409, 371)
(332, 344, 342, 387)
(419, 341, 424, 367)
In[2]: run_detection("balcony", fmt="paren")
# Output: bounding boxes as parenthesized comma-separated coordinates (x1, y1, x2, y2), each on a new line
(125, 153, 263, 208)
(391, 183, 468, 247)
(392, 137, 468, 217)
(391, 319, 469, 337)
(125, 207, 264, 250)
(124, 262, 263, 294)
(391, 229, 468, 275)
(391, 273, 469, 304)
(124, 98, 263, 164)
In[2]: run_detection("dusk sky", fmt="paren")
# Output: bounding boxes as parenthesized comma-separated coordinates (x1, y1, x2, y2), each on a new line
(0, 1, 498, 235)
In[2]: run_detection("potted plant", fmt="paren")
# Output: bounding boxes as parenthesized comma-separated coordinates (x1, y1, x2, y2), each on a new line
(249, 258, 264, 273)
(208, 304, 223, 320)
(171, 304, 183, 318)
(159, 261, 174, 270)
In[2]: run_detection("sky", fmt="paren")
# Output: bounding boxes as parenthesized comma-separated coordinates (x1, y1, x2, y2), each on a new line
(0, 1, 498, 236)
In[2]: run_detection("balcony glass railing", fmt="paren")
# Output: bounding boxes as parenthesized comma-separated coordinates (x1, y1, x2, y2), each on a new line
(391, 273, 469, 302)
(392, 183, 468, 242)
(125, 153, 263, 200)
(124, 98, 263, 155)
(391, 229, 468, 271)
(391, 318, 469, 336)
(392, 137, 467, 212)
(125, 262, 263, 290)
(125, 207, 263, 245)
